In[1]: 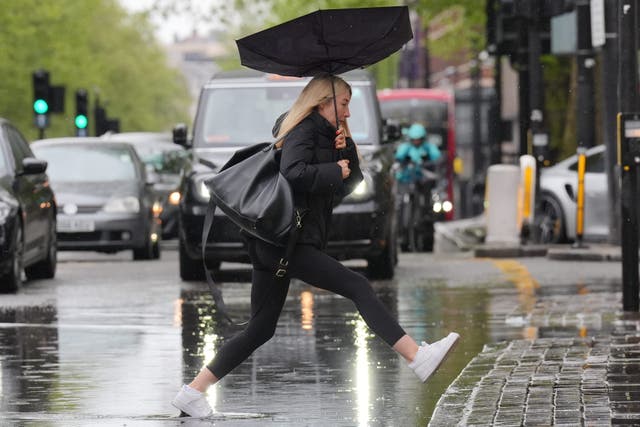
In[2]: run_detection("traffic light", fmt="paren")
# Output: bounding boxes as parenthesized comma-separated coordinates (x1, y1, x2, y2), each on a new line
(75, 89, 89, 136)
(32, 69, 50, 129)
(94, 103, 107, 136)
(94, 100, 120, 135)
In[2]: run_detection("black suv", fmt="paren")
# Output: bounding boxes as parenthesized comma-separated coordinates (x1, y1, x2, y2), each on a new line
(174, 70, 399, 280)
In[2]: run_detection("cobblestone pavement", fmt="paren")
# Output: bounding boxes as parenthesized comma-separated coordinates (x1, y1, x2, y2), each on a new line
(429, 278, 640, 426)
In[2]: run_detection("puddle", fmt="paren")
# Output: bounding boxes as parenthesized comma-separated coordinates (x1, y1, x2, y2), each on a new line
(0, 255, 625, 425)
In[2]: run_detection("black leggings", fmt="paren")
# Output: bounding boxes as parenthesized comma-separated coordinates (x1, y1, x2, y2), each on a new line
(207, 238, 406, 379)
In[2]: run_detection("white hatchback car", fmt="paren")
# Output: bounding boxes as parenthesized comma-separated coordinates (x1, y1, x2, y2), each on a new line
(538, 144, 609, 243)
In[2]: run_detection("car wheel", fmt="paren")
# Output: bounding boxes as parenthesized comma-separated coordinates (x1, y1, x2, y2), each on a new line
(366, 224, 396, 280)
(179, 237, 206, 281)
(25, 216, 57, 280)
(0, 224, 23, 293)
(133, 234, 155, 261)
(152, 240, 161, 259)
(422, 222, 434, 252)
(397, 198, 411, 252)
(407, 199, 424, 252)
(414, 221, 434, 253)
(537, 193, 567, 244)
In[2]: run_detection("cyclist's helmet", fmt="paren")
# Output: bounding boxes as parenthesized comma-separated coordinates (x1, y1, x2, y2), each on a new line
(407, 123, 427, 140)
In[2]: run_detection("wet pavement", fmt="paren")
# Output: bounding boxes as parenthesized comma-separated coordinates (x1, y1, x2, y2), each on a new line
(430, 247, 640, 426)
(0, 247, 627, 426)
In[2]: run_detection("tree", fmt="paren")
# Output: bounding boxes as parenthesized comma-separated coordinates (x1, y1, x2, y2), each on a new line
(414, 0, 487, 60)
(0, 0, 190, 140)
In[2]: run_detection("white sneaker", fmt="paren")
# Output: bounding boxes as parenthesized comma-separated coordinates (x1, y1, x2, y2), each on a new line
(171, 384, 213, 417)
(409, 332, 460, 382)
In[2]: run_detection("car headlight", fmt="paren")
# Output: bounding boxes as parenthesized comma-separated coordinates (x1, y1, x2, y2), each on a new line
(345, 173, 374, 202)
(102, 196, 140, 213)
(193, 175, 213, 202)
(152, 201, 163, 217)
(168, 191, 181, 205)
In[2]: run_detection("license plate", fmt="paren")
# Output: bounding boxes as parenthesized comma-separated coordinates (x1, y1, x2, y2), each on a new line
(57, 218, 95, 232)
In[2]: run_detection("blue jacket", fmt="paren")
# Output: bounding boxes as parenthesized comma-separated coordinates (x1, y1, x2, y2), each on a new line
(394, 142, 441, 184)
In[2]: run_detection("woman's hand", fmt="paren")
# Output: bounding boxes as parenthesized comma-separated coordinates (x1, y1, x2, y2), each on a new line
(337, 159, 350, 179)
(334, 127, 347, 150)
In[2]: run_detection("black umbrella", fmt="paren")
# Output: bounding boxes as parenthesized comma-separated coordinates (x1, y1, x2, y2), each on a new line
(237, 6, 413, 77)
(236, 6, 413, 128)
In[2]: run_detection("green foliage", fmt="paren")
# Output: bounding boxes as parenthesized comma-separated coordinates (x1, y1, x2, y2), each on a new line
(0, 0, 190, 140)
(415, 0, 487, 61)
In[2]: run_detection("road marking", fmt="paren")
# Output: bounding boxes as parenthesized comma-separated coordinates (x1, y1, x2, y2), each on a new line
(491, 259, 540, 339)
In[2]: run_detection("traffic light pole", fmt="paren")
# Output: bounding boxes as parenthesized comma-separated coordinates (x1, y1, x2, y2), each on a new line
(619, 0, 640, 311)
(527, 0, 547, 244)
(602, 0, 621, 246)
(573, 1, 597, 249)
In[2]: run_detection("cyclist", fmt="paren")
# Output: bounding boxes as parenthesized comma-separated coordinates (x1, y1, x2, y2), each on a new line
(394, 123, 441, 184)
(394, 123, 442, 252)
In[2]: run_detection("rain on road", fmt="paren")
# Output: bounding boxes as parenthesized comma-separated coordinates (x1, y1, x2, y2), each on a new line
(0, 247, 621, 426)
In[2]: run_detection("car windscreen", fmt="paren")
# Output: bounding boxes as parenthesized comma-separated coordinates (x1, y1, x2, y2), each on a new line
(194, 84, 376, 147)
(132, 144, 186, 175)
(32, 145, 138, 182)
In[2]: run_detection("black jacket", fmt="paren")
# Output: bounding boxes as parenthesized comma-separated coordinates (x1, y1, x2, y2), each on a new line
(279, 111, 363, 248)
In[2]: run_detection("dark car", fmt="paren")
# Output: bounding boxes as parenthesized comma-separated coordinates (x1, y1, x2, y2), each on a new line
(101, 132, 188, 238)
(0, 118, 57, 292)
(31, 138, 161, 260)
(174, 70, 399, 281)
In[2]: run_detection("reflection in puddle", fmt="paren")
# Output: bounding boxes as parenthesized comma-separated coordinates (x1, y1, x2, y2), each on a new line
(176, 279, 519, 425)
(492, 259, 539, 314)
(202, 332, 218, 412)
(300, 291, 314, 331)
(353, 318, 370, 427)
(0, 305, 59, 414)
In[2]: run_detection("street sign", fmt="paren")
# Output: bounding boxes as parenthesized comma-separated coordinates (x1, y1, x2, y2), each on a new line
(590, 0, 605, 48)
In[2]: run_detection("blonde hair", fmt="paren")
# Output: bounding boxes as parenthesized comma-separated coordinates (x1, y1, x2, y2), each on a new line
(275, 73, 351, 147)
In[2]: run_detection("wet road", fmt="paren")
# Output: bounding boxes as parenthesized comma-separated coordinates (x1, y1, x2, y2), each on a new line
(0, 247, 621, 426)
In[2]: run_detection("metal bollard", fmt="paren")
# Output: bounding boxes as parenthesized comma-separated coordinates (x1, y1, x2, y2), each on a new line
(519, 155, 536, 242)
(485, 164, 520, 244)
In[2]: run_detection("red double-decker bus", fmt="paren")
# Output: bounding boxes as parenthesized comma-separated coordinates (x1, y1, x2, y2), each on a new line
(377, 88, 457, 220)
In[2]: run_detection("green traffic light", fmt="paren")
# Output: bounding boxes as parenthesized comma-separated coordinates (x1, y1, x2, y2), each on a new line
(75, 114, 88, 129)
(33, 99, 49, 114)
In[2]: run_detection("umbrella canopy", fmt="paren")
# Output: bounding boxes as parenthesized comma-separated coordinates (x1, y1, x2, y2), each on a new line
(236, 6, 413, 77)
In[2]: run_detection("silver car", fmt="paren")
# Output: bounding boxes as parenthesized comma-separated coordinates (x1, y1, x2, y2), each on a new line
(538, 144, 608, 243)
(31, 138, 162, 260)
(101, 132, 188, 239)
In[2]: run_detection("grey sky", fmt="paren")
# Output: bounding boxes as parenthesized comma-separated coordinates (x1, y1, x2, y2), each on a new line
(118, 0, 219, 44)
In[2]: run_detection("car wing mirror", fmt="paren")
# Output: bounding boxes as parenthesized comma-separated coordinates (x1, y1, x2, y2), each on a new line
(173, 123, 190, 148)
(21, 157, 48, 175)
(382, 118, 402, 144)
